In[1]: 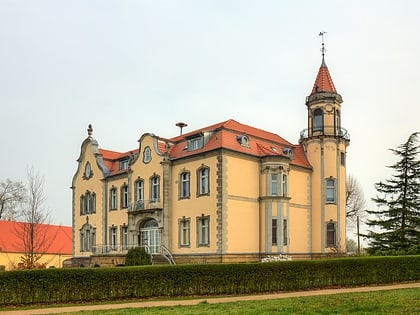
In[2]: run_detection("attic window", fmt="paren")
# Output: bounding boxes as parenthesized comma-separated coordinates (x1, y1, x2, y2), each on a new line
(119, 159, 129, 170)
(236, 135, 250, 148)
(271, 146, 277, 152)
(187, 136, 203, 151)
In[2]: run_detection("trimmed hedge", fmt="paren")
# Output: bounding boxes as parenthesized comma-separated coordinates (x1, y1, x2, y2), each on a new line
(0, 256, 418, 305)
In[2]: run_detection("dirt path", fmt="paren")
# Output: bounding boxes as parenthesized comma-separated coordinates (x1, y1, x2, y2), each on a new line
(1, 282, 419, 315)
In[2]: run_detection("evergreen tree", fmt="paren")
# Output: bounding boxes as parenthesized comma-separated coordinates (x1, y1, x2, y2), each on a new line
(365, 132, 420, 255)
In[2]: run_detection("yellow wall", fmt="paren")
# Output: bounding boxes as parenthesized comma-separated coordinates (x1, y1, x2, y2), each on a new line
(0, 252, 72, 270)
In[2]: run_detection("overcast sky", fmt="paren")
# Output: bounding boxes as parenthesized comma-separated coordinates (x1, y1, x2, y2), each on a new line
(1, 1, 419, 235)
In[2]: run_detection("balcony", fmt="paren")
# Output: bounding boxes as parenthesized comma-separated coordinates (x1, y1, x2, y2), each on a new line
(128, 199, 163, 214)
(300, 126, 350, 142)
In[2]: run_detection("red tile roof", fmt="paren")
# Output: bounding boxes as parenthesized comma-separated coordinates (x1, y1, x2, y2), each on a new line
(311, 58, 336, 93)
(0, 220, 72, 254)
(95, 119, 312, 172)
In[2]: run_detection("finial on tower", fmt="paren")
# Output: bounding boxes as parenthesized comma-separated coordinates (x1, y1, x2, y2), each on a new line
(319, 31, 327, 66)
(87, 124, 93, 136)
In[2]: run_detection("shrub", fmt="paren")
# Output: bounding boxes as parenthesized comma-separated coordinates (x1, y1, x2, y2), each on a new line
(125, 247, 152, 266)
(0, 255, 418, 306)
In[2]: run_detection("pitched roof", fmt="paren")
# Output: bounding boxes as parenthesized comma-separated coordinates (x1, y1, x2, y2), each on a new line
(311, 57, 337, 93)
(0, 220, 72, 254)
(169, 119, 311, 169)
(94, 119, 311, 171)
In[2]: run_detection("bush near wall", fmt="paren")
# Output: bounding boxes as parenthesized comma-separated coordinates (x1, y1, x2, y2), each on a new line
(0, 256, 418, 306)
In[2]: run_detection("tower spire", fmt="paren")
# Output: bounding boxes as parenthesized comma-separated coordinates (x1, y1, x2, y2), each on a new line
(319, 31, 327, 66)
(311, 31, 336, 94)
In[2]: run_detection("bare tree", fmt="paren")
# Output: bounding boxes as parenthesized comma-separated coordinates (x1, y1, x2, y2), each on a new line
(346, 174, 366, 225)
(0, 179, 26, 220)
(13, 168, 56, 269)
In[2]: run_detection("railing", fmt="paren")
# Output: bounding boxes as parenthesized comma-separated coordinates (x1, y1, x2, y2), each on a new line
(300, 126, 350, 141)
(92, 245, 129, 255)
(128, 199, 163, 213)
(161, 245, 176, 265)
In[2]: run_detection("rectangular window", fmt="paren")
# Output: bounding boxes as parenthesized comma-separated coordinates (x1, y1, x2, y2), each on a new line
(283, 219, 288, 245)
(135, 180, 144, 201)
(272, 219, 277, 245)
(271, 174, 278, 195)
(121, 186, 129, 208)
(197, 216, 209, 246)
(151, 177, 160, 202)
(110, 188, 117, 210)
(326, 178, 336, 203)
(80, 195, 85, 215)
(119, 159, 129, 170)
(121, 226, 128, 249)
(326, 222, 336, 246)
(187, 137, 203, 151)
(179, 218, 190, 247)
(110, 227, 117, 250)
(180, 172, 190, 198)
(282, 174, 288, 196)
(198, 168, 209, 195)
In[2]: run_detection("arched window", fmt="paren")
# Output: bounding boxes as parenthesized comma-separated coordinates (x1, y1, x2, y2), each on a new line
(80, 191, 96, 215)
(313, 108, 323, 132)
(80, 223, 96, 252)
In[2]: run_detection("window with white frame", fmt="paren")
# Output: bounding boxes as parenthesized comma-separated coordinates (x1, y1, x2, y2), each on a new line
(179, 171, 190, 198)
(282, 173, 288, 196)
(110, 227, 117, 250)
(143, 146, 151, 163)
(197, 215, 209, 246)
(198, 167, 209, 195)
(121, 226, 128, 249)
(179, 217, 190, 247)
(121, 184, 129, 209)
(119, 159, 129, 170)
(135, 179, 144, 201)
(271, 174, 278, 195)
(151, 176, 160, 202)
(187, 136, 203, 151)
(326, 221, 336, 247)
(110, 187, 117, 210)
(326, 178, 336, 203)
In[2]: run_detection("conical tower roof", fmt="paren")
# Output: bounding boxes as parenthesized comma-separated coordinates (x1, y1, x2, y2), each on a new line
(311, 56, 337, 94)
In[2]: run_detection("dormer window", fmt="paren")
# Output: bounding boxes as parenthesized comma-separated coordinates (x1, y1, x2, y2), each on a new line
(236, 135, 250, 148)
(119, 159, 129, 170)
(187, 136, 203, 151)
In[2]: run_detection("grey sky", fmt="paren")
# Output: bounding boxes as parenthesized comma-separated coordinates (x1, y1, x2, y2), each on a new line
(1, 1, 419, 233)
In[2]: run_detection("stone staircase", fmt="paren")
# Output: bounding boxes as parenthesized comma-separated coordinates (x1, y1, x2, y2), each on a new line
(151, 254, 172, 265)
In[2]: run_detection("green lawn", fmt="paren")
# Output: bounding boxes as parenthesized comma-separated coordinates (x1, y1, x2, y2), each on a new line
(48, 288, 419, 315)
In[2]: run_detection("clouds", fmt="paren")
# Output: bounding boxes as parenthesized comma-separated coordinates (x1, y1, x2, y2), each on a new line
(0, 1, 419, 226)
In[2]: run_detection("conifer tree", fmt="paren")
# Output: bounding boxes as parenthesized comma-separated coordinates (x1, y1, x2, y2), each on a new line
(365, 132, 420, 255)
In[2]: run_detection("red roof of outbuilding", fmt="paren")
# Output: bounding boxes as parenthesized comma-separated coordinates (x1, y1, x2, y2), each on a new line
(0, 220, 72, 254)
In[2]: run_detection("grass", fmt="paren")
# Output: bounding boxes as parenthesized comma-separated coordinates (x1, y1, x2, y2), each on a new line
(44, 288, 420, 315)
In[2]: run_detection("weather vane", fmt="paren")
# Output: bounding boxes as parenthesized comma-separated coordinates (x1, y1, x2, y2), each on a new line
(319, 31, 327, 57)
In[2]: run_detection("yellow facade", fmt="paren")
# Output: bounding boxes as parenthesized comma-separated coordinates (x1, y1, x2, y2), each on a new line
(71, 56, 349, 264)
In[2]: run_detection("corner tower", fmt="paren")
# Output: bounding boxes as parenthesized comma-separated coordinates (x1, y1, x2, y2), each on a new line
(300, 34, 350, 255)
